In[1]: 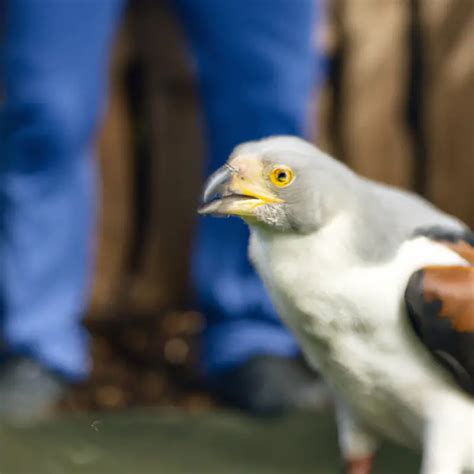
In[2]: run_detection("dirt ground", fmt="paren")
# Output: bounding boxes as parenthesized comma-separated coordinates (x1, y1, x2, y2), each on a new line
(1, 409, 420, 474)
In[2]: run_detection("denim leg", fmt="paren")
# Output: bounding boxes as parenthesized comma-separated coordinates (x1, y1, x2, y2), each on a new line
(0, 0, 124, 379)
(175, 0, 324, 374)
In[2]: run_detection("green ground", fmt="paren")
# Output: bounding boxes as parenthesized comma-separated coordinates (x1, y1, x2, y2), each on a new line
(0, 410, 420, 474)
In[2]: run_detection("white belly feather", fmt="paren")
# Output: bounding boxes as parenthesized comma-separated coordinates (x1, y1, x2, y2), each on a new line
(249, 214, 473, 447)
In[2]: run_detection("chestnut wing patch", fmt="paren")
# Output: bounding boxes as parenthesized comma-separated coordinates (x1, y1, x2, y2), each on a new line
(405, 265, 474, 396)
(405, 228, 474, 395)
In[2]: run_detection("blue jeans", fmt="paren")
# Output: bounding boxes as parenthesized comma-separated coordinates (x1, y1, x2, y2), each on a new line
(0, 0, 322, 379)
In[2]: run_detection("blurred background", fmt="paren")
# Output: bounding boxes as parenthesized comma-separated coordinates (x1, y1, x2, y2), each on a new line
(0, 0, 473, 471)
(78, 0, 473, 412)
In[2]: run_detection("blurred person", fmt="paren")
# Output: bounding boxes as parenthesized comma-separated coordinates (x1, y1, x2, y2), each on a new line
(0, 1, 124, 422)
(176, 0, 327, 414)
(0, 0, 324, 422)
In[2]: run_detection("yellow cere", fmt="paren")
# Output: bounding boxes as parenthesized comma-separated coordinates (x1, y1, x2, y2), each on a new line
(270, 166, 294, 187)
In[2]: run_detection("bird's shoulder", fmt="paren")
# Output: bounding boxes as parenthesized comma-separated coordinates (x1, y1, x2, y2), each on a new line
(353, 179, 466, 262)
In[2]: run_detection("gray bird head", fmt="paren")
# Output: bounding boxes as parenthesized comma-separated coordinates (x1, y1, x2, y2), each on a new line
(199, 136, 358, 233)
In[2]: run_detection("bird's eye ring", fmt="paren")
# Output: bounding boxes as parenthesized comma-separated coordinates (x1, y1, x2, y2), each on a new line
(270, 166, 294, 187)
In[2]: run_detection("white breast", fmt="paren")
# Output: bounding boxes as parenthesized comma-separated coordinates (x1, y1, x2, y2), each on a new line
(249, 214, 471, 446)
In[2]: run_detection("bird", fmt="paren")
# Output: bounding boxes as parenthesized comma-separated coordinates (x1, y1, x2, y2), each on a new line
(198, 136, 474, 474)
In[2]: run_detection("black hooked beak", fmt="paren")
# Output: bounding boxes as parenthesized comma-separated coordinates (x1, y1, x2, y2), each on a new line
(201, 164, 235, 205)
(198, 158, 283, 217)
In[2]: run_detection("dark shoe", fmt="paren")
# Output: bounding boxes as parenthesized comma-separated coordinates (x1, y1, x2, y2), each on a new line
(0, 357, 66, 426)
(209, 355, 329, 416)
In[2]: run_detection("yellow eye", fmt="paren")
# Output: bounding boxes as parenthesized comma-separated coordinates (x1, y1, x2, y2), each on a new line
(270, 166, 294, 187)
